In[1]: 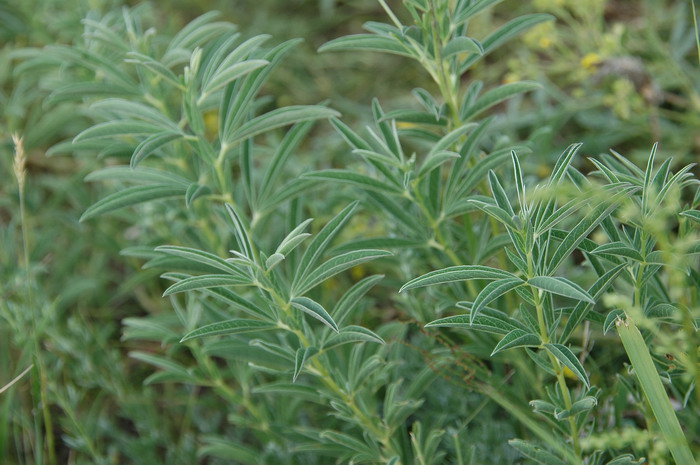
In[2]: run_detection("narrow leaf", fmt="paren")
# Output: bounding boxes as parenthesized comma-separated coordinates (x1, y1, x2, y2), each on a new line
(180, 319, 277, 342)
(291, 297, 339, 333)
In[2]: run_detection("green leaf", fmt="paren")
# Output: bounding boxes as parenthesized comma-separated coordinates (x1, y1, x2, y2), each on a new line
(554, 396, 597, 420)
(418, 150, 460, 178)
(333, 237, 425, 253)
(202, 59, 269, 96)
(333, 274, 384, 326)
(680, 209, 700, 224)
(85, 167, 191, 186)
(227, 105, 340, 146)
(293, 346, 318, 382)
(131, 132, 183, 168)
(401, 265, 515, 292)
(198, 436, 260, 464)
(156, 245, 245, 276)
(591, 242, 643, 261)
(547, 192, 627, 273)
(544, 344, 590, 388)
(291, 297, 339, 333)
(471, 278, 525, 322)
(80, 184, 186, 221)
(527, 276, 594, 304)
(129, 351, 198, 384)
(469, 200, 519, 230)
(294, 202, 358, 287)
(508, 439, 567, 465)
(162, 274, 251, 296)
(426, 312, 519, 335)
(442, 36, 483, 58)
(318, 34, 413, 57)
(461, 14, 554, 71)
(258, 121, 315, 204)
(560, 264, 626, 342)
(225, 203, 255, 259)
(276, 219, 313, 256)
(303, 170, 404, 195)
(324, 326, 385, 350)
(125, 52, 182, 87)
(455, 0, 503, 22)
(616, 316, 695, 465)
(462, 81, 540, 121)
(185, 183, 211, 208)
(74, 120, 163, 142)
(180, 319, 277, 342)
(294, 249, 392, 295)
(491, 329, 541, 355)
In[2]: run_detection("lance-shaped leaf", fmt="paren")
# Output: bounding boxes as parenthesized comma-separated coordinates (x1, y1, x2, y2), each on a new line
(426, 311, 520, 335)
(303, 170, 404, 195)
(129, 351, 200, 384)
(293, 202, 357, 288)
(401, 265, 516, 292)
(180, 319, 278, 342)
(291, 297, 339, 333)
(560, 264, 626, 342)
(544, 343, 590, 388)
(318, 34, 413, 57)
(491, 329, 541, 355)
(226, 105, 339, 146)
(418, 151, 460, 178)
(155, 245, 246, 276)
(680, 209, 700, 224)
(85, 166, 191, 186)
(73, 120, 163, 142)
(591, 242, 643, 261)
(201, 59, 269, 96)
(470, 278, 525, 322)
(547, 191, 629, 273)
(454, 0, 504, 23)
(508, 439, 568, 465)
(333, 274, 384, 326)
(469, 200, 519, 230)
(162, 274, 251, 296)
(80, 184, 186, 221)
(461, 14, 554, 71)
(294, 249, 392, 295)
(554, 396, 597, 420)
(225, 203, 254, 259)
(462, 81, 540, 121)
(293, 346, 318, 382)
(527, 276, 594, 304)
(324, 326, 384, 351)
(442, 36, 483, 58)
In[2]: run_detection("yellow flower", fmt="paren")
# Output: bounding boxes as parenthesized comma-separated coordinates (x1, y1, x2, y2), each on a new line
(538, 37, 553, 49)
(397, 121, 418, 129)
(580, 53, 602, 70)
(503, 72, 521, 84)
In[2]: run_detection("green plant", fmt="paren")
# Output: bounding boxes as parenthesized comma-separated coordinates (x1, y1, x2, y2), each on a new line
(3, 0, 700, 464)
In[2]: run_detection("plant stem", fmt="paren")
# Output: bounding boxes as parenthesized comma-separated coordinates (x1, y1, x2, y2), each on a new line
(13, 135, 56, 465)
(527, 248, 582, 462)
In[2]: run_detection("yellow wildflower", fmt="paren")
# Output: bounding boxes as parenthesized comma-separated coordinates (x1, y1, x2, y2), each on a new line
(580, 53, 602, 70)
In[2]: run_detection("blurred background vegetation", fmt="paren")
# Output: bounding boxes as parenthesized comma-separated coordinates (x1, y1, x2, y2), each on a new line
(2, 0, 699, 463)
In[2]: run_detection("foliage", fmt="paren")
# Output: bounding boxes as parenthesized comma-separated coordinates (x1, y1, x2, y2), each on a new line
(2, 1, 700, 464)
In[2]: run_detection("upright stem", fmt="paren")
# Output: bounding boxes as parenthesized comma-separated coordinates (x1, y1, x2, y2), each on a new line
(527, 248, 582, 462)
(13, 135, 56, 465)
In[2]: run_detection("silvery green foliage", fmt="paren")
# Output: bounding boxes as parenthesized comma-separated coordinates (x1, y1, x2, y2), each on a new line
(14, 1, 700, 464)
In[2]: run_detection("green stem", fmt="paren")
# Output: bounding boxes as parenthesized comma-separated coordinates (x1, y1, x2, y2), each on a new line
(15, 138, 56, 465)
(527, 249, 582, 461)
(264, 286, 397, 460)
